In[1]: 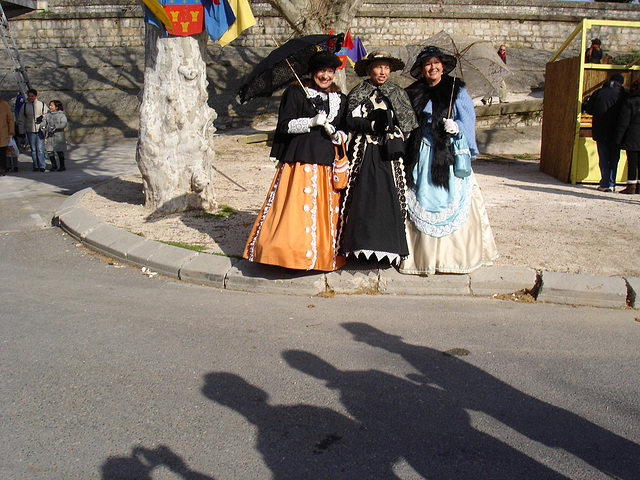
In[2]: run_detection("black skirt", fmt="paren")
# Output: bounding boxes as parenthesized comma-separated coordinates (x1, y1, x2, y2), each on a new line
(340, 141, 409, 261)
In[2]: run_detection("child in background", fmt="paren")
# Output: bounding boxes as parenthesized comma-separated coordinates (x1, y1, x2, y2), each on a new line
(42, 100, 68, 171)
(6, 135, 19, 171)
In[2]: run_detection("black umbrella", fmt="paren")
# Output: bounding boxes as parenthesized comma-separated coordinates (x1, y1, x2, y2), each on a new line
(237, 34, 343, 104)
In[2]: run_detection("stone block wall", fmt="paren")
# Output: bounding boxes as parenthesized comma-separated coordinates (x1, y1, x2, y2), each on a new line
(9, 1, 640, 51)
(2, 0, 639, 141)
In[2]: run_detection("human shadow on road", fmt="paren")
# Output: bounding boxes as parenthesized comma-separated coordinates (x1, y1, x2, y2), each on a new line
(101, 445, 214, 479)
(283, 349, 569, 479)
(340, 322, 640, 480)
(201, 372, 369, 479)
(201, 360, 572, 478)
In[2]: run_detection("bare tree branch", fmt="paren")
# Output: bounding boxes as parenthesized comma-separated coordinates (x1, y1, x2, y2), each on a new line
(267, 0, 365, 35)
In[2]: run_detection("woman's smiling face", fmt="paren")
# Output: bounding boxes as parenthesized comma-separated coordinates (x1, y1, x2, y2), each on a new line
(420, 57, 444, 86)
(313, 67, 335, 91)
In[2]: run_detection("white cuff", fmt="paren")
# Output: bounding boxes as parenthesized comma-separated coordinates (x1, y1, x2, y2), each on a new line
(287, 117, 311, 134)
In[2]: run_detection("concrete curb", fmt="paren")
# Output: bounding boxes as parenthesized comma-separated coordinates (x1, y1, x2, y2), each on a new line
(537, 271, 628, 309)
(53, 190, 638, 309)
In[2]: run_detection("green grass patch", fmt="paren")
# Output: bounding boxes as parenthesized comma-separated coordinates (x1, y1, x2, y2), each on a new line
(194, 205, 237, 219)
(211, 252, 244, 260)
(159, 241, 208, 252)
(156, 243, 243, 259)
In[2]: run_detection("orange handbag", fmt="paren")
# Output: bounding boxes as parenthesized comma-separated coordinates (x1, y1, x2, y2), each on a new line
(332, 138, 349, 190)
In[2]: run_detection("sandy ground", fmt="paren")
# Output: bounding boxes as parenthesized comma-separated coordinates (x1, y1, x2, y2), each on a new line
(80, 133, 640, 278)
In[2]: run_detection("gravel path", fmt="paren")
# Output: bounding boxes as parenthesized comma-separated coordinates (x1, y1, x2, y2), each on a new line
(80, 133, 640, 278)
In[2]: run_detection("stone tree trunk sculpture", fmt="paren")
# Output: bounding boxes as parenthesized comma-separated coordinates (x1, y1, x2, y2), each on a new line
(137, 26, 217, 214)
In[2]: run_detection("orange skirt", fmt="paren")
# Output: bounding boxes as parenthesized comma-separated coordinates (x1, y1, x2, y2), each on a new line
(244, 161, 346, 271)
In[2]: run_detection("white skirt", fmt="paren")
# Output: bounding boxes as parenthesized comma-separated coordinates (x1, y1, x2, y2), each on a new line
(399, 182, 498, 275)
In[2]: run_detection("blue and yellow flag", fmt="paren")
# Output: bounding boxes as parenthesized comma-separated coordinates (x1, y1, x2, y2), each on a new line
(142, 0, 174, 34)
(203, 0, 236, 42)
(218, 0, 256, 47)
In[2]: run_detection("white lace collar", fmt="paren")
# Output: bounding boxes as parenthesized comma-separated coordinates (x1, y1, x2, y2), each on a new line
(304, 87, 341, 123)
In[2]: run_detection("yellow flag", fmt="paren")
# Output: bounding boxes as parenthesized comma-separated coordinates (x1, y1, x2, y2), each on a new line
(218, 0, 256, 47)
(140, 0, 174, 34)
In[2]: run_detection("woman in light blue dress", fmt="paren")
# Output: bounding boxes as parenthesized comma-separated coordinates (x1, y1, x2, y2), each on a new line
(399, 46, 497, 275)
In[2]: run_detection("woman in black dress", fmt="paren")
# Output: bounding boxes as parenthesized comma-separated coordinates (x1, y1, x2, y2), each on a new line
(339, 51, 418, 265)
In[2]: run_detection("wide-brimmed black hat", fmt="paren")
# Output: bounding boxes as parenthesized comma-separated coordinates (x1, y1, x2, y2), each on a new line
(354, 50, 405, 77)
(307, 50, 342, 73)
(409, 46, 457, 79)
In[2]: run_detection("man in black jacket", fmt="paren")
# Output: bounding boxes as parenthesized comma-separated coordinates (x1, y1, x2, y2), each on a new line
(615, 78, 640, 194)
(585, 73, 626, 192)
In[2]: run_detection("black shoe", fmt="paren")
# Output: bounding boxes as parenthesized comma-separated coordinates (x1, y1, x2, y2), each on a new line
(49, 167, 58, 172)
(39, 168, 45, 172)
(33, 167, 38, 172)
(12, 167, 18, 172)
(0, 170, 6, 176)
(58, 166, 66, 171)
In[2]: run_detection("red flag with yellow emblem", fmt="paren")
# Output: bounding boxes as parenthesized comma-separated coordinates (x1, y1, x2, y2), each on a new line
(164, 0, 204, 36)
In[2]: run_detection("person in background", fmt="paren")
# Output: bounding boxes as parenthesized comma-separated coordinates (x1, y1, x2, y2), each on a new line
(497, 45, 508, 103)
(585, 73, 626, 192)
(615, 78, 640, 194)
(340, 51, 418, 266)
(481, 44, 508, 105)
(13, 92, 25, 151)
(42, 100, 68, 172)
(17, 88, 47, 172)
(399, 46, 498, 275)
(497, 44, 507, 63)
(0, 95, 15, 176)
(585, 38, 603, 64)
(243, 51, 348, 271)
(13, 93, 28, 155)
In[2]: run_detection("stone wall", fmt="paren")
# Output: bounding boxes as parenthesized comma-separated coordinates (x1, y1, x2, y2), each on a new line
(254, 0, 640, 51)
(11, 1, 640, 50)
(2, 0, 640, 141)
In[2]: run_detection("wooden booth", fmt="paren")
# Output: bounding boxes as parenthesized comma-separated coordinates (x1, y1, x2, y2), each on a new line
(540, 19, 640, 184)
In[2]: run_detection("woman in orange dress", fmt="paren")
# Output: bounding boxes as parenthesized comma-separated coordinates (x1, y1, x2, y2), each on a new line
(244, 51, 348, 271)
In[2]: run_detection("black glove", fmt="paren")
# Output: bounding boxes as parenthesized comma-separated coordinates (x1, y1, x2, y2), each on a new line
(366, 109, 386, 123)
(372, 118, 388, 135)
(367, 110, 388, 135)
(349, 117, 372, 133)
(35, 115, 43, 124)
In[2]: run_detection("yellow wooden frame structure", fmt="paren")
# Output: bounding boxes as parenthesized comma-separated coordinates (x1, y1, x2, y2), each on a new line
(541, 19, 640, 184)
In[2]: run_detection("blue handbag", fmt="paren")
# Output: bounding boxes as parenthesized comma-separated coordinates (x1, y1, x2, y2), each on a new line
(451, 130, 472, 178)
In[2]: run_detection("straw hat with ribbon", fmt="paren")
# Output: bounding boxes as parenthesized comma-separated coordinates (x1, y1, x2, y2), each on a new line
(354, 51, 405, 77)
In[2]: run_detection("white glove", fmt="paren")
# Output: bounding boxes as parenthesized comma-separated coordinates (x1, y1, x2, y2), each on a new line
(308, 113, 327, 128)
(331, 130, 345, 143)
(324, 123, 336, 136)
(443, 118, 459, 135)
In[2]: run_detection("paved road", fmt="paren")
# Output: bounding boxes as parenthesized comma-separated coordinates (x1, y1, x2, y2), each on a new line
(0, 142, 137, 227)
(1, 144, 639, 479)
